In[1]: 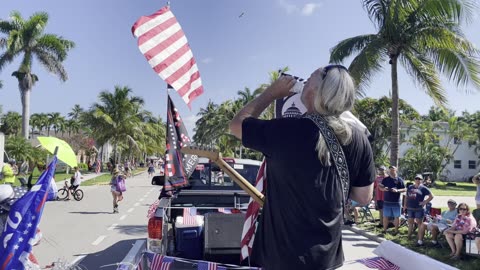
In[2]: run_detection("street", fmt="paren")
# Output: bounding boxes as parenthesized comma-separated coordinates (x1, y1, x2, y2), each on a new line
(34, 172, 380, 269)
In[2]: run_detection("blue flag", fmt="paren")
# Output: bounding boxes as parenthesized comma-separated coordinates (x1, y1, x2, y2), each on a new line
(0, 156, 57, 270)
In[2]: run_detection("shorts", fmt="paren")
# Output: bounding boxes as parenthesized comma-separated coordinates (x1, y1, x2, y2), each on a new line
(427, 222, 448, 232)
(69, 184, 79, 191)
(351, 200, 360, 207)
(383, 204, 401, 218)
(376, 200, 384, 210)
(407, 209, 424, 219)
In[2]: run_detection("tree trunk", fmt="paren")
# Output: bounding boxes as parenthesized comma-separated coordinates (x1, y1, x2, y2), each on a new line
(21, 89, 31, 139)
(390, 58, 400, 167)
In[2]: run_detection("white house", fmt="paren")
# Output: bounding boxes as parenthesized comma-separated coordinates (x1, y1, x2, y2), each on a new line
(399, 123, 479, 181)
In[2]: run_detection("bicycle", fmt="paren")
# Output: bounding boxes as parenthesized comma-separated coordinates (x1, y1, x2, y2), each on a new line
(57, 180, 84, 201)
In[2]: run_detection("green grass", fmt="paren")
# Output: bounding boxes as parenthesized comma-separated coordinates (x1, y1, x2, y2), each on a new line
(81, 167, 148, 186)
(357, 209, 479, 269)
(429, 181, 476, 197)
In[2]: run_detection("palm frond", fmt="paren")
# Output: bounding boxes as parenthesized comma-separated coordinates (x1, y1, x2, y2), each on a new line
(400, 49, 447, 107)
(330, 34, 379, 63)
(344, 37, 387, 95)
(362, 0, 389, 27)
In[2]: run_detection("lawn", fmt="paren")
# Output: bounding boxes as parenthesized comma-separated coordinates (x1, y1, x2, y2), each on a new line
(356, 210, 479, 269)
(429, 181, 477, 197)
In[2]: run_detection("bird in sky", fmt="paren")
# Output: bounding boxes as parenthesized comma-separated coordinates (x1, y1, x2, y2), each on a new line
(239, 12, 245, 18)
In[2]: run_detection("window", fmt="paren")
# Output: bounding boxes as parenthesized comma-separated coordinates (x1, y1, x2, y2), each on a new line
(469, 160, 477, 170)
(454, 160, 462, 169)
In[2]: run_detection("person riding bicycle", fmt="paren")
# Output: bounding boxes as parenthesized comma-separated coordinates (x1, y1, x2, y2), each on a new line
(68, 167, 83, 200)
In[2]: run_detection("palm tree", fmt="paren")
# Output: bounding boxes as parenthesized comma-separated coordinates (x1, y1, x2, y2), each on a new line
(86, 85, 147, 163)
(0, 11, 75, 139)
(68, 104, 84, 120)
(47, 112, 65, 135)
(330, 0, 480, 166)
(0, 111, 22, 136)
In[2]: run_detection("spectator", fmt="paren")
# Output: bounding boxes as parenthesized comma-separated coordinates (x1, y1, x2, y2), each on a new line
(473, 173, 480, 209)
(379, 165, 406, 235)
(374, 165, 388, 228)
(1, 160, 16, 186)
(405, 174, 434, 239)
(417, 199, 457, 246)
(444, 203, 477, 260)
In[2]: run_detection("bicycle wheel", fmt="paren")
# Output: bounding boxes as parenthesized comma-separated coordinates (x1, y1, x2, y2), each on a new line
(57, 188, 69, 200)
(73, 189, 84, 201)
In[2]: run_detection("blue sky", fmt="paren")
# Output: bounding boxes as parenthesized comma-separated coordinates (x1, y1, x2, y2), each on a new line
(1, 0, 479, 135)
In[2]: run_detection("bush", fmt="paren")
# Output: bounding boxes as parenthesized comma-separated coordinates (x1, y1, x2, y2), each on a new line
(78, 163, 88, 171)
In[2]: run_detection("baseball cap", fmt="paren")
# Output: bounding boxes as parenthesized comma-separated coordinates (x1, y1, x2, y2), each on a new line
(447, 199, 457, 205)
(379, 166, 387, 170)
(415, 174, 423, 180)
(389, 165, 397, 169)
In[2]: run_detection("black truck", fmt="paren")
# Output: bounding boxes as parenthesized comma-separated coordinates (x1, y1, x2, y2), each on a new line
(146, 157, 262, 264)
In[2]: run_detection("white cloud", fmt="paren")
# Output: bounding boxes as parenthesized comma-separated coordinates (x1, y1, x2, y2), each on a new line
(201, 57, 213, 64)
(278, 0, 299, 14)
(301, 3, 322, 16)
(278, 0, 322, 16)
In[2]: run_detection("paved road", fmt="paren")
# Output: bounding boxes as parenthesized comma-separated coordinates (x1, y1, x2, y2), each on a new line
(33, 172, 161, 269)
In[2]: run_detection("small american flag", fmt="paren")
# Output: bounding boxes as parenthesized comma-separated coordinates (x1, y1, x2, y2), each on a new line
(150, 254, 174, 270)
(218, 208, 232, 214)
(240, 160, 266, 261)
(197, 261, 227, 270)
(183, 207, 198, 226)
(147, 200, 160, 218)
(132, 6, 204, 107)
(357, 257, 400, 270)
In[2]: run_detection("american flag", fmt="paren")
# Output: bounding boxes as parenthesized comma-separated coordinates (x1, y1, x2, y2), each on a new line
(0, 156, 57, 270)
(183, 207, 198, 226)
(240, 160, 266, 261)
(357, 257, 400, 270)
(147, 200, 160, 218)
(150, 254, 174, 270)
(197, 261, 227, 270)
(132, 6, 204, 107)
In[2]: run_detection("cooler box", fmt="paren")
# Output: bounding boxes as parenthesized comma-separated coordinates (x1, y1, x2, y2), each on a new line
(175, 215, 204, 259)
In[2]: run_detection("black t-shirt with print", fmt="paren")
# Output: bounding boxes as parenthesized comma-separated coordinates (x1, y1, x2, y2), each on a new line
(242, 117, 375, 270)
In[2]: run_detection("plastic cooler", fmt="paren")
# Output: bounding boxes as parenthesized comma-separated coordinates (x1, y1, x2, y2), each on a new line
(175, 215, 204, 259)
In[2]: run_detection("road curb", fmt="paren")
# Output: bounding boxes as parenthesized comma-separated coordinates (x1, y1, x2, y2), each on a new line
(343, 225, 385, 244)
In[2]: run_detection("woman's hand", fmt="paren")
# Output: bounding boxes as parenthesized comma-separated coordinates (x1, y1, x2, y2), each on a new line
(264, 76, 296, 100)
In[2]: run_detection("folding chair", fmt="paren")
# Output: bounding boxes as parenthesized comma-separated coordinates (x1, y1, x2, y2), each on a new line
(359, 205, 375, 223)
(427, 207, 447, 248)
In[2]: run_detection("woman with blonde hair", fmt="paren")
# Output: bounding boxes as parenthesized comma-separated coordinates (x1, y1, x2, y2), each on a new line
(444, 203, 477, 260)
(230, 65, 375, 269)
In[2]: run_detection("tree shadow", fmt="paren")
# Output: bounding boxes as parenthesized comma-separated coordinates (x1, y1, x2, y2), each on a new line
(113, 225, 147, 236)
(73, 238, 142, 269)
(68, 211, 113, 214)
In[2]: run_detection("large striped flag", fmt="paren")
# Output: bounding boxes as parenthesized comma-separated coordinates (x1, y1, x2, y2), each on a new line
(240, 160, 266, 261)
(132, 6, 204, 107)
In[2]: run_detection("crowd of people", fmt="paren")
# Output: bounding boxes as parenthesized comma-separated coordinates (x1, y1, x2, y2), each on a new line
(349, 165, 480, 261)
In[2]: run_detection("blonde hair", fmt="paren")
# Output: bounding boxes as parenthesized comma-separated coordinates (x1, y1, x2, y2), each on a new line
(313, 66, 355, 166)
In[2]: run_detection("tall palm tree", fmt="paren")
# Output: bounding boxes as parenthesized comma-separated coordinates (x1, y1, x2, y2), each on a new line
(330, 0, 480, 166)
(86, 85, 146, 163)
(0, 11, 75, 139)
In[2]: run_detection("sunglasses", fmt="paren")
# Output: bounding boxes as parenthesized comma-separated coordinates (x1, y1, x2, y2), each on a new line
(322, 65, 348, 80)
(415, 178, 422, 180)
(459, 208, 468, 211)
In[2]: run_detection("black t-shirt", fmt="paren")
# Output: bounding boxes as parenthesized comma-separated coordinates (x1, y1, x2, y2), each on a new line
(242, 117, 375, 270)
(381, 176, 405, 205)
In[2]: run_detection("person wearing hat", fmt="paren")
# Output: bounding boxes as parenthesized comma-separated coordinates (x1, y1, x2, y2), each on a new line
(373, 165, 388, 228)
(417, 199, 458, 246)
(405, 174, 434, 239)
(110, 168, 125, 213)
(1, 160, 17, 185)
(379, 165, 406, 235)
